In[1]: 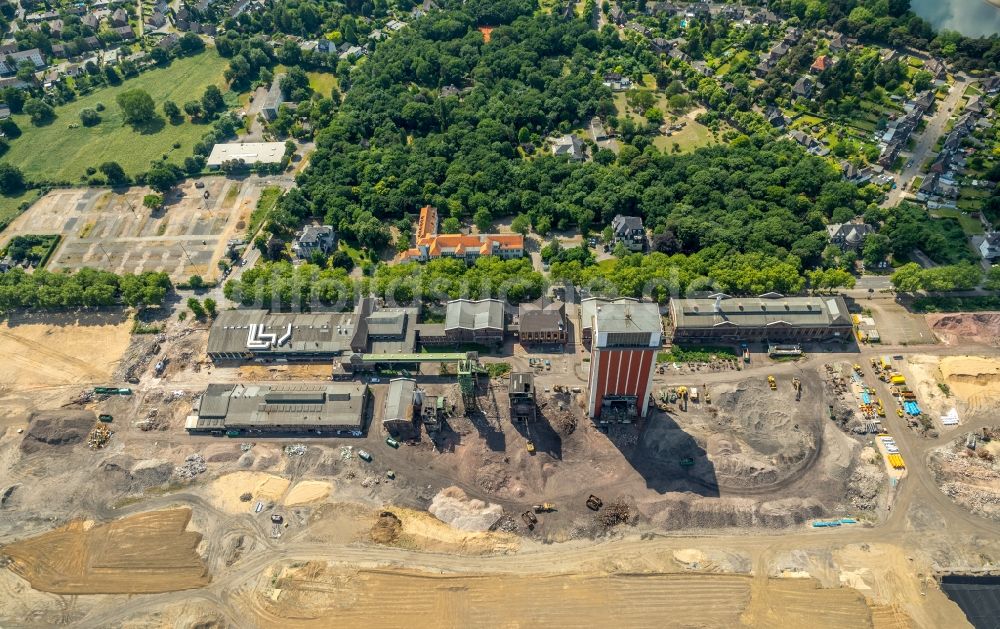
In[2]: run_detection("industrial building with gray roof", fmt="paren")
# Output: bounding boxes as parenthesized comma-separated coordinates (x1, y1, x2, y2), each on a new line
(668, 294, 853, 343)
(207, 309, 358, 361)
(185, 382, 369, 433)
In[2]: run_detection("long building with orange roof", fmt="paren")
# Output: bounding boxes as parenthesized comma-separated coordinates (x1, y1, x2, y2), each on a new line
(400, 205, 524, 263)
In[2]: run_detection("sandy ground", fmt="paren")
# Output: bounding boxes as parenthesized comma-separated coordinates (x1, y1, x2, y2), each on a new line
(284, 481, 331, 506)
(1, 508, 208, 594)
(905, 355, 1000, 421)
(0, 314, 132, 424)
(207, 472, 291, 513)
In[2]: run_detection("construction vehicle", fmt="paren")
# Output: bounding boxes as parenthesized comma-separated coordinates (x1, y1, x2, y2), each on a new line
(386, 470, 396, 479)
(690, 387, 699, 403)
(586, 495, 603, 511)
(767, 376, 777, 390)
(896, 408, 904, 417)
(741, 342, 750, 363)
(704, 390, 711, 405)
(526, 441, 536, 454)
(98, 414, 113, 423)
(792, 377, 801, 401)
(358, 449, 373, 462)
(853, 364, 863, 374)
(271, 513, 283, 524)
(521, 510, 538, 528)
(533, 503, 556, 513)
(385, 437, 400, 448)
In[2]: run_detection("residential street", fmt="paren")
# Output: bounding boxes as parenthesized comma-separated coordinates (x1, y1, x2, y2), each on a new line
(884, 74, 970, 207)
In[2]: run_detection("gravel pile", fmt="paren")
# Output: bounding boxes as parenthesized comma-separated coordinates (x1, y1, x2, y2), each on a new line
(429, 486, 503, 531)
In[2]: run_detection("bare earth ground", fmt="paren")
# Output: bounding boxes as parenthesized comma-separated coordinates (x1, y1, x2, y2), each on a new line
(0, 177, 286, 282)
(0, 306, 999, 626)
(0, 313, 132, 425)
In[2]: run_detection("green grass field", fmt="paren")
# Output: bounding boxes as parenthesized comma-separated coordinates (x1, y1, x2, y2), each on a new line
(2, 51, 231, 182)
(307, 71, 339, 98)
(930, 207, 985, 236)
(654, 120, 717, 154)
(0, 188, 40, 232)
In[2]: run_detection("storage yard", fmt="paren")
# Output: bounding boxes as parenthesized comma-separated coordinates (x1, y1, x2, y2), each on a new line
(0, 293, 998, 627)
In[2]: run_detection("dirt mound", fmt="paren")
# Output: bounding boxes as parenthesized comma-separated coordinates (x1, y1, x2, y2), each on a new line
(428, 486, 503, 532)
(20, 411, 95, 454)
(285, 481, 331, 506)
(475, 462, 510, 493)
(939, 357, 1000, 408)
(1, 507, 208, 594)
(928, 312, 1000, 346)
(646, 495, 824, 529)
(370, 511, 402, 544)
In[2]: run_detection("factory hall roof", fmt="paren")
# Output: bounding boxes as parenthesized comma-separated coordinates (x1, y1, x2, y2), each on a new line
(671, 295, 852, 330)
(383, 378, 416, 422)
(445, 299, 505, 331)
(207, 309, 357, 356)
(190, 382, 368, 430)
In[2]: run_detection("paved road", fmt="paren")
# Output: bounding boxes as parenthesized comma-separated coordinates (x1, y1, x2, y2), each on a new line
(884, 75, 970, 207)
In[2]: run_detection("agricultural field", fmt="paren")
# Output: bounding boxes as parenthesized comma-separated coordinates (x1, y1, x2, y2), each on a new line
(0, 51, 231, 182)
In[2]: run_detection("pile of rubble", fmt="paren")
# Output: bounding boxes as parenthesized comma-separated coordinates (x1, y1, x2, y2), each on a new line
(136, 408, 166, 432)
(87, 423, 112, 449)
(113, 336, 162, 383)
(174, 454, 207, 479)
(284, 444, 307, 456)
(597, 497, 635, 528)
(428, 486, 503, 531)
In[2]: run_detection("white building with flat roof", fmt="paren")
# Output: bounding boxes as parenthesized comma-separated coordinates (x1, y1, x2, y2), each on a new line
(207, 142, 285, 167)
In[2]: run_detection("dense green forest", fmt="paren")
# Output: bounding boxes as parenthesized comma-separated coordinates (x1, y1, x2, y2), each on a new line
(271, 8, 877, 285)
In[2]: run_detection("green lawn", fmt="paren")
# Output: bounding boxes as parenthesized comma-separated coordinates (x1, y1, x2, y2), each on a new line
(930, 208, 985, 237)
(0, 188, 40, 232)
(2, 51, 232, 183)
(307, 71, 339, 97)
(654, 119, 717, 153)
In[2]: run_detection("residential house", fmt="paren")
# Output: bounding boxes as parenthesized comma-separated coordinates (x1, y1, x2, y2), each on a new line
(386, 19, 406, 31)
(602, 71, 632, 91)
(810, 54, 833, 74)
(609, 5, 627, 25)
(47, 19, 64, 39)
(611, 215, 646, 252)
(292, 225, 336, 259)
(624, 21, 651, 37)
(924, 57, 946, 80)
(50, 44, 67, 58)
(979, 233, 1000, 260)
(668, 47, 690, 63)
(685, 2, 709, 18)
(651, 37, 671, 53)
(83, 36, 101, 50)
(516, 299, 567, 345)
(261, 74, 285, 120)
(826, 222, 873, 250)
(765, 105, 786, 128)
(146, 11, 166, 27)
(157, 33, 179, 51)
(792, 76, 814, 99)
(981, 76, 1000, 96)
(111, 7, 129, 27)
(113, 25, 135, 40)
(552, 134, 585, 161)
(966, 95, 985, 115)
(0, 49, 45, 75)
(645, 1, 678, 17)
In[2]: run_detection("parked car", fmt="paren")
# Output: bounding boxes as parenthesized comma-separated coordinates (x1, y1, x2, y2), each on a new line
(358, 449, 372, 462)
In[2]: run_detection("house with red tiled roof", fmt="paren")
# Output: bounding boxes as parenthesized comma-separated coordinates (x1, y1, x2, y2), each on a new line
(810, 54, 833, 74)
(400, 205, 524, 263)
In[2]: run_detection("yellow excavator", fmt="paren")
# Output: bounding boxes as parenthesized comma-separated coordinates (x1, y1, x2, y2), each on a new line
(767, 375, 777, 390)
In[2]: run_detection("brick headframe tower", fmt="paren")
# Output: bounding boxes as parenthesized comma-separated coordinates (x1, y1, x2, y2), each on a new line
(586, 301, 662, 420)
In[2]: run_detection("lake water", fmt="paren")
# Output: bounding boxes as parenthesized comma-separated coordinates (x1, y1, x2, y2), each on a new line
(910, 0, 1000, 38)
